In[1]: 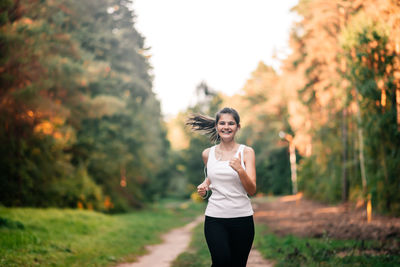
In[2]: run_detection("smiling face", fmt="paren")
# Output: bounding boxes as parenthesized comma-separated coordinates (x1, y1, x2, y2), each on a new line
(216, 113, 240, 142)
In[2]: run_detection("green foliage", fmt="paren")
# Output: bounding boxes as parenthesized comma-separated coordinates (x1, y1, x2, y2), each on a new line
(297, 115, 344, 203)
(0, 201, 205, 266)
(0, 0, 169, 211)
(256, 146, 292, 195)
(50, 167, 104, 210)
(239, 114, 293, 196)
(292, 2, 400, 215)
(339, 12, 400, 214)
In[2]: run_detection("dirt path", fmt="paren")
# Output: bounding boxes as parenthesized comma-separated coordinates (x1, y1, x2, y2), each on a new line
(247, 248, 274, 267)
(116, 216, 203, 267)
(116, 214, 273, 267)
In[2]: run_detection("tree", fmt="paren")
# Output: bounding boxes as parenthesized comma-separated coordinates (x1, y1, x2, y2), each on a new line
(0, 0, 170, 211)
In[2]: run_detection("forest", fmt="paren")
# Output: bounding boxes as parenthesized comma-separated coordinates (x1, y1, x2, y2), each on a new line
(1, 0, 400, 216)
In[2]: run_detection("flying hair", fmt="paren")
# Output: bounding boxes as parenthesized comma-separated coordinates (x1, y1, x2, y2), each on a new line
(186, 107, 240, 143)
(186, 113, 219, 142)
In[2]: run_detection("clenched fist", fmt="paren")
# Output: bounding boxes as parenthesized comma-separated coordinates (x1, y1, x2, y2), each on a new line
(229, 153, 244, 173)
(197, 180, 209, 197)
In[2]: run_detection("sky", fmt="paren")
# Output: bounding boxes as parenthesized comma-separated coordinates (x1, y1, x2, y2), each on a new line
(133, 0, 299, 117)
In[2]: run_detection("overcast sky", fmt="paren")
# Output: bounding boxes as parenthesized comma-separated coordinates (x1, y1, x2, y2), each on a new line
(133, 0, 299, 117)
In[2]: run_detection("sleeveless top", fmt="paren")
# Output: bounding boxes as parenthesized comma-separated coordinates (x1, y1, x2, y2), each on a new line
(205, 144, 254, 218)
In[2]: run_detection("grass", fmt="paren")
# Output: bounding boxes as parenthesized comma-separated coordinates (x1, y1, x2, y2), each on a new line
(0, 200, 205, 267)
(255, 225, 400, 267)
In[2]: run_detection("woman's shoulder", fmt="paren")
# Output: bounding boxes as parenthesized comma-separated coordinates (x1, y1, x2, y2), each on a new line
(242, 145, 255, 155)
(202, 147, 211, 156)
(202, 147, 213, 163)
(202, 145, 216, 156)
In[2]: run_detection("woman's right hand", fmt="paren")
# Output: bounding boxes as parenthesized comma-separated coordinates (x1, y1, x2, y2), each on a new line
(197, 180, 209, 197)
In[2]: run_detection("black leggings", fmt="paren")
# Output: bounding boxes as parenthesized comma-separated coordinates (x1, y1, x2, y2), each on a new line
(204, 215, 254, 267)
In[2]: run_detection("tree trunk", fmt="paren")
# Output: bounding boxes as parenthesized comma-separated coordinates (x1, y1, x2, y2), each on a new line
(341, 107, 349, 202)
(355, 88, 367, 195)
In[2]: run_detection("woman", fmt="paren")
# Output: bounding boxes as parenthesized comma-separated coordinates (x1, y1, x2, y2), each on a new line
(186, 107, 256, 267)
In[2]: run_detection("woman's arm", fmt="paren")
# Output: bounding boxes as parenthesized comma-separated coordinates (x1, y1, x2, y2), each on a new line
(197, 148, 211, 197)
(202, 148, 211, 185)
(229, 146, 257, 196)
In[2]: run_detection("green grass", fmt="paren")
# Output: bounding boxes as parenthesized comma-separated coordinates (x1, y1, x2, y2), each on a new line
(255, 225, 400, 267)
(0, 200, 205, 267)
(171, 222, 211, 267)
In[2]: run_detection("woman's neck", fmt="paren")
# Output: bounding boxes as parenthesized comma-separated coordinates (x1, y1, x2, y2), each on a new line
(218, 140, 238, 151)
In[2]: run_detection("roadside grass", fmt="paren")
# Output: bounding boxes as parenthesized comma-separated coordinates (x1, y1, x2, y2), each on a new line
(0, 200, 205, 267)
(255, 225, 400, 267)
(172, 222, 210, 267)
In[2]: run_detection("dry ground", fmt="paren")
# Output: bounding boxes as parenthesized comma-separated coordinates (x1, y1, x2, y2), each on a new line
(253, 195, 400, 253)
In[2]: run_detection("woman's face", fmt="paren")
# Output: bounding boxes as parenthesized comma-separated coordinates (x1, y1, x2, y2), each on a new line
(216, 113, 240, 141)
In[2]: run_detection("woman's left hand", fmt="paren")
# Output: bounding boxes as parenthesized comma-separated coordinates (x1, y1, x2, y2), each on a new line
(229, 153, 243, 173)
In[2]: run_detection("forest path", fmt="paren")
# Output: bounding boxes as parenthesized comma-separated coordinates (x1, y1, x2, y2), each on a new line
(115, 215, 203, 267)
(116, 214, 273, 267)
(247, 248, 274, 267)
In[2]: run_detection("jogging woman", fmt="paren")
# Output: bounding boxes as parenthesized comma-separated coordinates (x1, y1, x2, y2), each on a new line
(187, 107, 256, 267)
